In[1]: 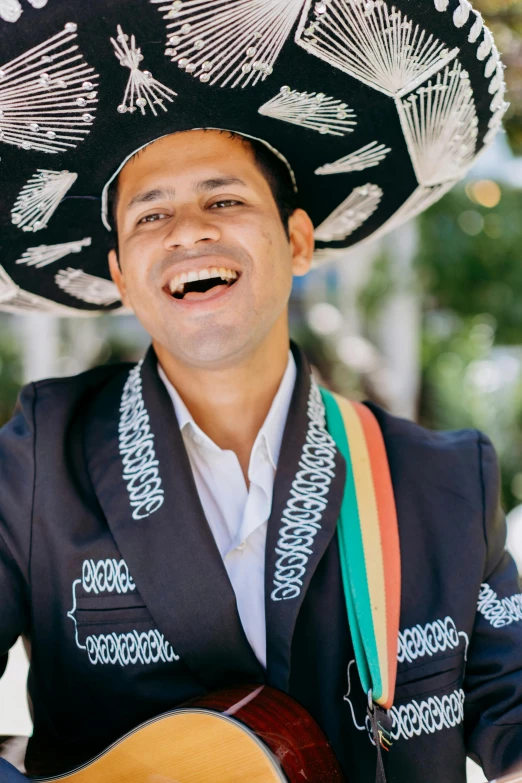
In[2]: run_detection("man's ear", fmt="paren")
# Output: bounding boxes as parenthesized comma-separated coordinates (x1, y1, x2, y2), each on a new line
(288, 208, 314, 278)
(108, 249, 130, 308)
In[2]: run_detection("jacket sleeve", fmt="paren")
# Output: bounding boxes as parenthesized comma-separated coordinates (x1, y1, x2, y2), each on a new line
(464, 433, 522, 779)
(0, 384, 35, 680)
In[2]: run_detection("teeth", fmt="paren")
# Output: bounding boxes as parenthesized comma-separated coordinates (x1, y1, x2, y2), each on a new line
(168, 266, 238, 294)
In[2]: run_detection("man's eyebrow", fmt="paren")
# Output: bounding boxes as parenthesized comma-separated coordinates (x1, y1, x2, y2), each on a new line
(195, 176, 249, 193)
(125, 177, 249, 211)
(126, 187, 176, 211)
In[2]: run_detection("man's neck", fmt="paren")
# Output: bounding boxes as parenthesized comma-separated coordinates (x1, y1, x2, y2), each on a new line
(153, 322, 291, 482)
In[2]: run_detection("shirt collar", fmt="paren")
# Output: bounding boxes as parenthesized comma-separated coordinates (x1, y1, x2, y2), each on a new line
(158, 350, 296, 472)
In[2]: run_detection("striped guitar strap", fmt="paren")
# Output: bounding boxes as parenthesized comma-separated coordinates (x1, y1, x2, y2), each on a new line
(321, 389, 401, 783)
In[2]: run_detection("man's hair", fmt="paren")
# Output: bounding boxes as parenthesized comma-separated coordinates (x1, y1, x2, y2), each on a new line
(106, 130, 299, 252)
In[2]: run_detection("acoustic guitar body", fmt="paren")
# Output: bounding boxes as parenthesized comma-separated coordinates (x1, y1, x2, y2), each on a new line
(33, 685, 345, 783)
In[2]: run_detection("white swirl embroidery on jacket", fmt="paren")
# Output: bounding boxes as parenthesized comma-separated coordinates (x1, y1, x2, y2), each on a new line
(271, 379, 336, 601)
(398, 616, 469, 663)
(389, 689, 465, 741)
(81, 558, 136, 594)
(477, 582, 522, 628)
(344, 660, 465, 742)
(85, 629, 179, 666)
(67, 559, 179, 666)
(119, 361, 164, 520)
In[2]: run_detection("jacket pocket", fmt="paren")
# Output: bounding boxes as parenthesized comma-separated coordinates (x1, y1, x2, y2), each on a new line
(394, 652, 464, 702)
(74, 594, 152, 628)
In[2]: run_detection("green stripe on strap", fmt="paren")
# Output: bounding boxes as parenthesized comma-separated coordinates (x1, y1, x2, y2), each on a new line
(321, 389, 374, 696)
(321, 387, 400, 711)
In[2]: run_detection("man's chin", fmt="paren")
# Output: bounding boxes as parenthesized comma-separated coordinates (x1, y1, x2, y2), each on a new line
(157, 325, 254, 370)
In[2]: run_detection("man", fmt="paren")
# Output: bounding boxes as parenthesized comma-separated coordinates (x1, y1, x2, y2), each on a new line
(1, 1, 521, 781)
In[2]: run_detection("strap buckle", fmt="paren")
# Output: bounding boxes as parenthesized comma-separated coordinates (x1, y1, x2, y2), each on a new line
(367, 690, 394, 752)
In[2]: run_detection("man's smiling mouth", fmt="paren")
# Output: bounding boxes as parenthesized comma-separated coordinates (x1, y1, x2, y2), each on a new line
(168, 266, 240, 301)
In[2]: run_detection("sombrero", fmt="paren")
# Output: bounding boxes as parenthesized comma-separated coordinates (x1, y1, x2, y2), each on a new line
(0, 0, 507, 314)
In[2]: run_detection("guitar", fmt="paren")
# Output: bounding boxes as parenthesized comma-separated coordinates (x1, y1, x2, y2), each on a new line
(3, 685, 345, 782)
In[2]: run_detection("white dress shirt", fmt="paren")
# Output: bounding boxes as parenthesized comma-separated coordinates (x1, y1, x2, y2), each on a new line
(158, 352, 296, 668)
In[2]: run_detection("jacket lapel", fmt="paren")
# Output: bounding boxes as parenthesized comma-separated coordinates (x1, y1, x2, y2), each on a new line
(265, 346, 346, 691)
(84, 346, 264, 690)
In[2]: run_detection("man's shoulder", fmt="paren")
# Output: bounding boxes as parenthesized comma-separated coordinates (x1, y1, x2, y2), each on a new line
(365, 400, 484, 451)
(34, 360, 134, 414)
(2, 360, 135, 438)
(364, 401, 495, 501)
(33, 360, 133, 397)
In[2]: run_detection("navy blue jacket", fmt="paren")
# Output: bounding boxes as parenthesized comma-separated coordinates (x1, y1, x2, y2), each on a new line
(1, 344, 522, 781)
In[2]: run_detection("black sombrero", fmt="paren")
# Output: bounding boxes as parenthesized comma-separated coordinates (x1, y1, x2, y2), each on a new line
(0, 0, 508, 314)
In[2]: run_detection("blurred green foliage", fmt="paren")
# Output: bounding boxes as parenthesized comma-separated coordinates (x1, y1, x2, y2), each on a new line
(417, 185, 522, 344)
(0, 316, 23, 426)
(418, 184, 522, 511)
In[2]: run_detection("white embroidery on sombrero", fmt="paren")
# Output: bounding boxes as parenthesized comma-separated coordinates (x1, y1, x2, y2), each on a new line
(271, 378, 336, 601)
(55, 268, 121, 307)
(489, 61, 505, 97)
(490, 76, 507, 116)
(15, 237, 91, 269)
(485, 97, 509, 146)
(11, 169, 77, 232)
(315, 141, 391, 175)
(0, 24, 98, 153)
(0, 262, 83, 314)
(295, 0, 459, 99)
(111, 25, 177, 116)
(477, 583, 522, 628)
(119, 362, 165, 520)
(468, 10, 483, 42)
(453, 0, 472, 28)
(314, 184, 382, 242)
(432, 0, 508, 141)
(0, 0, 22, 22)
(0, 0, 45, 23)
(362, 182, 454, 244)
(152, 0, 308, 88)
(477, 26, 493, 61)
(397, 617, 469, 664)
(396, 62, 477, 188)
(484, 43, 499, 79)
(258, 85, 356, 136)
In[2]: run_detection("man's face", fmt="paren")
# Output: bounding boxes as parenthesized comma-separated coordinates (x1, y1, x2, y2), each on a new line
(109, 130, 313, 368)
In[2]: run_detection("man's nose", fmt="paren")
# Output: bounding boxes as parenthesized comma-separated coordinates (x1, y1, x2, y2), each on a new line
(162, 207, 221, 249)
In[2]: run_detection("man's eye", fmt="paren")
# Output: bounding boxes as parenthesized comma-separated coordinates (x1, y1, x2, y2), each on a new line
(210, 199, 242, 208)
(138, 213, 167, 224)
